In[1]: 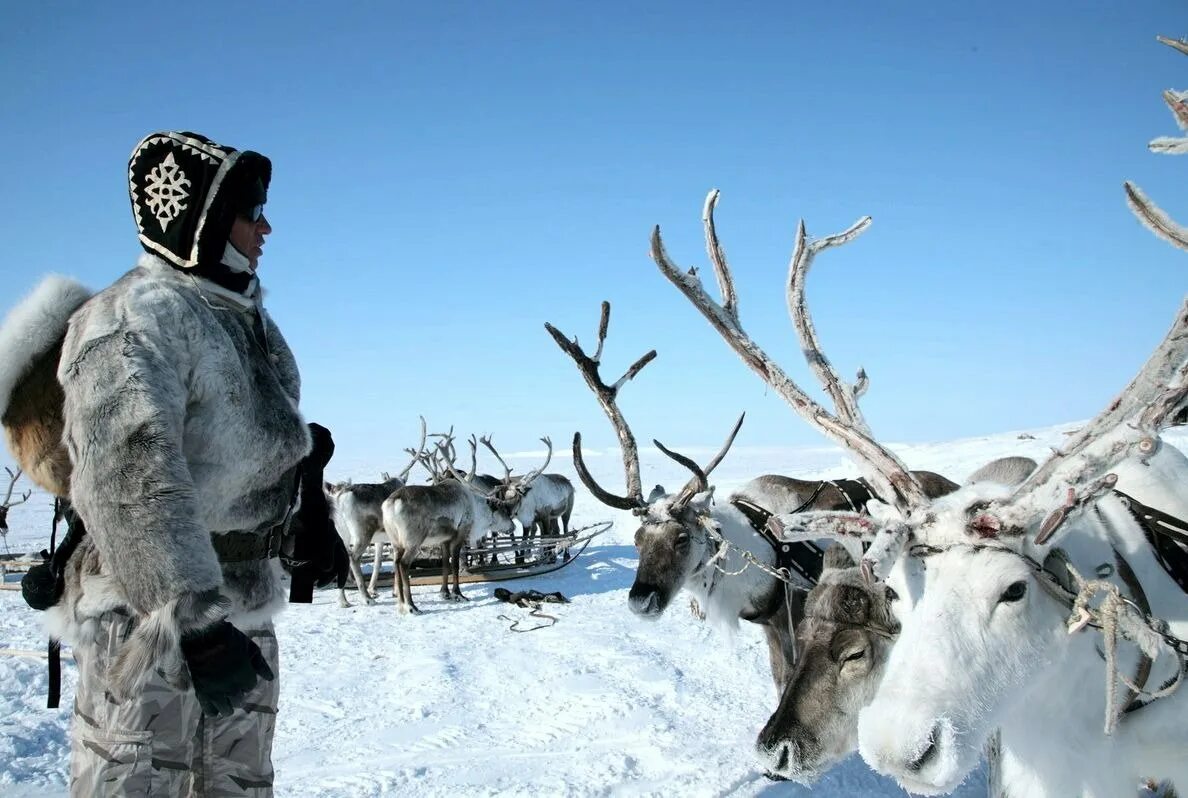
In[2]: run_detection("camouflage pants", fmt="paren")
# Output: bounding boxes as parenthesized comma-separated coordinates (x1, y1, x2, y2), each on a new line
(70, 611, 280, 797)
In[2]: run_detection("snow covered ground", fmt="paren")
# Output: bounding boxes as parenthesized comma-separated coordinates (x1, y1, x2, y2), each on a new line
(3, 422, 1184, 797)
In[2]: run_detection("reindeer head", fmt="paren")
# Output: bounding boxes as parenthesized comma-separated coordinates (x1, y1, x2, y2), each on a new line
(756, 543, 901, 783)
(475, 434, 554, 511)
(547, 302, 744, 618)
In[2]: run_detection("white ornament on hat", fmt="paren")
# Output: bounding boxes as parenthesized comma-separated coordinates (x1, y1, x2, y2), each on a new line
(144, 152, 192, 232)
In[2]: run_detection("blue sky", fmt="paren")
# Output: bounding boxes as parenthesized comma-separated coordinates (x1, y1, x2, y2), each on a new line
(1, 2, 1185, 471)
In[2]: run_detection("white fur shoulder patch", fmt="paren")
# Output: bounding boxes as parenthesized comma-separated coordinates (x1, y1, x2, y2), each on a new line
(0, 275, 92, 418)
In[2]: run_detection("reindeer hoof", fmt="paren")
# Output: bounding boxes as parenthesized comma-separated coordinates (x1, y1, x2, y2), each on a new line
(451, 592, 469, 602)
(364, 596, 377, 606)
(408, 605, 424, 615)
(338, 598, 352, 609)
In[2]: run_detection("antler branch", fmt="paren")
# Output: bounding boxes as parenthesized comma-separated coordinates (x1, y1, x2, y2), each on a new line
(396, 417, 429, 481)
(1, 467, 29, 509)
(546, 302, 656, 511)
(703, 190, 739, 323)
(789, 216, 876, 432)
(480, 435, 513, 483)
(519, 437, 554, 486)
(652, 191, 928, 516)
(1125, 182, 1188, 251)
(653, 412, 746, 506)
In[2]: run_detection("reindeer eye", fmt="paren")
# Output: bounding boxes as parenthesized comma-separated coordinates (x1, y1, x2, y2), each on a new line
(884, 585, 899, 603)
(999, 581, 1027, 603)
(676, 530, 690, 545)
(842, 649, 866, 664)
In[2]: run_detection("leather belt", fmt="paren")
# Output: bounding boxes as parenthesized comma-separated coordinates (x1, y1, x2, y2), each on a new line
(211, 522, 286, 563)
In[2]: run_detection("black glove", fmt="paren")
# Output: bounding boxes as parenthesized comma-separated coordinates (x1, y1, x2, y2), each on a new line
(180, 621, 274, 717)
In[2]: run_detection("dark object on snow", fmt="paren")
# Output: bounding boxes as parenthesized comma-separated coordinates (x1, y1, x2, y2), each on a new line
(181, 619, 275, 717)
(493, 587, 569, 632)
(283, 422, 349, 603)
(493, 587, 570, 607)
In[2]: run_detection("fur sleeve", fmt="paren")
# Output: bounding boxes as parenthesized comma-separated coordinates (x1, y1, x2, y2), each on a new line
(58, 284, 223, 617)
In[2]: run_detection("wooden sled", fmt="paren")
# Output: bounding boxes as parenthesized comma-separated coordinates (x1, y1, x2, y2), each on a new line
(369, 520, 612, 588)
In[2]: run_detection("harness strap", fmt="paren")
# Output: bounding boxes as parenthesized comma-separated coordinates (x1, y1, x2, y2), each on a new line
(47, 498, 63, 710)
(830, 478, 873, 513)
(731, 498, 825, 587)
(1114, 489, 1188, 594)
(210, 525, 286, 562)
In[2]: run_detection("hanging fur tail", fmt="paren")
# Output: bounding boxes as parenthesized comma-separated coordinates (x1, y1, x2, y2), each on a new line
(0, 275, 92, 497)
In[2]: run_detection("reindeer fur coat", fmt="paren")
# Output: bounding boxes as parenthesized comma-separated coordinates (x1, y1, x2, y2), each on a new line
(47, 253, 310, 695)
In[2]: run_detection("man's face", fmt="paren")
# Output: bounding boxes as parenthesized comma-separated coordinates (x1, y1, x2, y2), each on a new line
(229, 208, 272, 270)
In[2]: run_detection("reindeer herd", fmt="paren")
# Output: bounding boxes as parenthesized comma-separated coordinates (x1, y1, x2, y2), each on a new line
(322, 420, 574, 613)
(536, 38, 1188, 798)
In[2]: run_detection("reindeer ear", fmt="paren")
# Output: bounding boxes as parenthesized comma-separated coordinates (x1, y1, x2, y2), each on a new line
(687, 488, 715, 512)
(822, 541, 856, 572)
(647, 484, 667, 502)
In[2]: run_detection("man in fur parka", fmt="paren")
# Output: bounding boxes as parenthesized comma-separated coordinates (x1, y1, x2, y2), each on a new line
(45, 131, 310, 796)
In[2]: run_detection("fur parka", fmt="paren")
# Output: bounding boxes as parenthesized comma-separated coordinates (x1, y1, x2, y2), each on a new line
(49, 253, 310, 698)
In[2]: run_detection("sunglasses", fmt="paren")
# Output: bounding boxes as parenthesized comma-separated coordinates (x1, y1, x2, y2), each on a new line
(240, 204, 265, 223)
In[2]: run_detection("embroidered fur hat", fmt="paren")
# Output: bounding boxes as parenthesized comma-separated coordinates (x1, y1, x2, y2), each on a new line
(128, 131, 271, 270)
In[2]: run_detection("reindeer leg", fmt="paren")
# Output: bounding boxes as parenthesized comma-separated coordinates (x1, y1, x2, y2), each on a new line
(562, 507, 573, 562)
(386, 535, 399, 599)
(439, 542, 452, 601)
(348, 538, 375, 606)
(399, 546, 422, 615)
(368, 538, 384, 600)
(451, 540, 468, 601)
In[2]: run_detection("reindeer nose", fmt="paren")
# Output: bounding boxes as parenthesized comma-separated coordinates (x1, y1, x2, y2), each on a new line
(628, 585, 663, 616)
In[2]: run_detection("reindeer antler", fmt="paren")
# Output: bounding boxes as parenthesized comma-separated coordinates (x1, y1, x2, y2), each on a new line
(480, 435, 513, 484)
(0, 467, 30, 536)
(1, 467, 30, 509)
(518, 437, 554, 487)
(993, 41, 1188, 544)
(546, 302, 656, 512)
(395, 416, 429, 481)
(652, 190, 929, 517)
(654, 412, 746, 508)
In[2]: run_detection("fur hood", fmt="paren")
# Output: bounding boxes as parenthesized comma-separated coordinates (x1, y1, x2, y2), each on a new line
(0, 276, 92, 496)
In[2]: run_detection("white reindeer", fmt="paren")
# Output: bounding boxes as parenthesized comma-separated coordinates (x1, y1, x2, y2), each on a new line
(326, 475, 408, 607)
(651, 38, 1188, 797)
(325, 421, 429, 607)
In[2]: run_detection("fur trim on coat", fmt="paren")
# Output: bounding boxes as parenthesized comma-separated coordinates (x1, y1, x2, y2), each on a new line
(0, 276, 92, 496)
